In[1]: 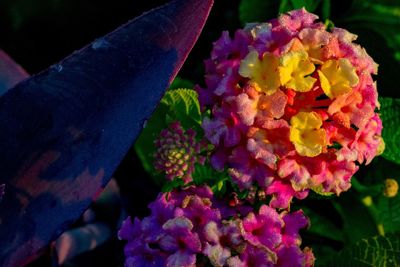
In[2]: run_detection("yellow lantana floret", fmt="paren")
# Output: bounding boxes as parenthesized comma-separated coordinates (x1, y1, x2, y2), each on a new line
(318, 58, 359, 99)
(290, 111, 326, 157)
(239, 50, 281, 95)
(278, 51, 316, 92)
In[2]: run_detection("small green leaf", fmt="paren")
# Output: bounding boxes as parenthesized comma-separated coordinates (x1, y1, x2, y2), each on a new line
(379, 97, 400, 164)
(162, 178, 185, 193)
(311, 185, 336, 198)
(192, 163, 230, 196)
(239, 0, 280, 24)
(169, 76, 194, 90)
(161, 88, 202, 128)
(322, 233, 400, 267)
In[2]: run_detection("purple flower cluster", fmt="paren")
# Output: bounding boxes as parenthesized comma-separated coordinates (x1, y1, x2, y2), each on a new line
(119, 186, 314, 267)
(154, 122, 204, 183)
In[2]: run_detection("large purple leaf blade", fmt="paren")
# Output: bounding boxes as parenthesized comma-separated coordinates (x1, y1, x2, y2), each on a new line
(0, 50, 29, 96)
(0, 0, 213, 266)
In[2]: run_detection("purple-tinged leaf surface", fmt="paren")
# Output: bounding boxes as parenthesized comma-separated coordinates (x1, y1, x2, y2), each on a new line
(0, 0, 213, 266)
(0, 50, 29, 96)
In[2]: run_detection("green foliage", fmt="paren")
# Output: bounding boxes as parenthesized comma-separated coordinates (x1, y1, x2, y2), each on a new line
(169, 76, 194, 91)
(379, 97, 400, 164)
(192, 163, 230, 196)
(239, 0, 281, 24)
(322, 233, 400, 267)
(360, 158, 400, 235)
(281, 0, 321, 13)
(134, 87, 202, 184)
(161, 88, 202, 130)
(238, 0, 326, 24)
(302, 207, 344, 242)
(332, 192, 379, 244)
(340, 0, 400, 62)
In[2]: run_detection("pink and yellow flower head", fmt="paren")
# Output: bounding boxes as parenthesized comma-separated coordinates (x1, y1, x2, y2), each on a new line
(198, 8, 383, 208)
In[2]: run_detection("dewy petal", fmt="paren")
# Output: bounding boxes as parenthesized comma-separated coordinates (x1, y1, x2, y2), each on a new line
(166, 251, 197, 267)
(266, 179, 308, 209)
(239, 51, 281, 95)
(227, 244, 277, 267)
(257, 89, 288, 119)
(203, 243, 231, 267)
(242, 205, 283, 249)
(118, 217, 141, 241)
(236, 92, 258, 125)
(276, 245, 308, 267)
(239, 50, 259, 78)
(278, 50, 316, 92)
(290, 112, 326, 157)
(204, 221, 221, 244)
(281, 210, 309, 247)
(278, 8, 319, 33)
(318, 58, 359, 99)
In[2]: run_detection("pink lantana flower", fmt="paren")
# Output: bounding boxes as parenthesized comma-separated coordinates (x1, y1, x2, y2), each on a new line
(199, 8, 383, 207)
(119, 186, 314, 267)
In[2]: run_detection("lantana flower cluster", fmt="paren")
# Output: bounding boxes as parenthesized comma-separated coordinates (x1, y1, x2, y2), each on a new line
(197, 8, 383, 208)
(119, 186, 314, 267)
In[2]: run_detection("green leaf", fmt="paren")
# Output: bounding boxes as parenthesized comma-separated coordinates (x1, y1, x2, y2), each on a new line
(162, 178, 185, 193)
(321, 0, 331, 20)
(379, 97, 400, 164)
(239, 0, 280, 24)
(279, 0, 293, 14)
(192, 163, 230, 196)
(357, 158, 400, 235)
(339, 0, 400, 62)
(290, 0, 321, 12)
(134, 102, 168, 183)
(375, 190, 400, 234)
(161, 88, 202, 129)
(332, 192, 378, 244)
(169, 76, 194, 90)
(322, 233, 400, 267)
(303, 207, 345, 242)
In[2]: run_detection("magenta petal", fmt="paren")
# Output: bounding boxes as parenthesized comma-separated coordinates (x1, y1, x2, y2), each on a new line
(118, 217, 141, 241)
(281, 210, 309, 247)
(243, 205, 283, 249)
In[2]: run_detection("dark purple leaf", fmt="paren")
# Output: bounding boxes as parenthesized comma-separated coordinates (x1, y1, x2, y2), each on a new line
(0, 50, 29, 96)
(0, 0, 213, 266)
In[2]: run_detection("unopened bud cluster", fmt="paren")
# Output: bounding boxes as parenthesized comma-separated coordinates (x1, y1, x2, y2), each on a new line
(154, 122, 204, 183)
